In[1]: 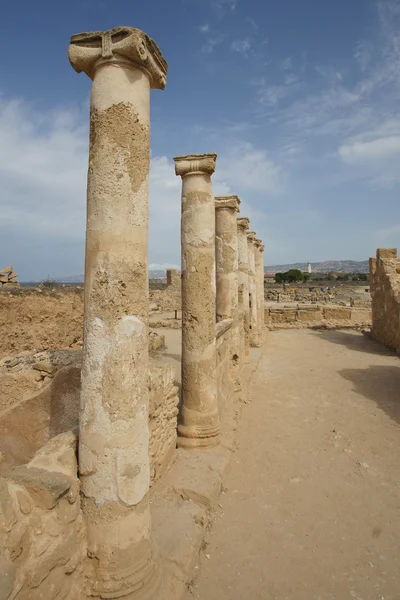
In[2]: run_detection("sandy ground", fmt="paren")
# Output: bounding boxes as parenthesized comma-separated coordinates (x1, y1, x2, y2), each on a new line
(185, 329, 400, 600)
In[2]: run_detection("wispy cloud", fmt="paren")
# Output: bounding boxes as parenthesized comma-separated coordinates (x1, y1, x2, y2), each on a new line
(199, 23, 210, 33)
(211, 0, 238, 12)
(231, 38, 251, 56)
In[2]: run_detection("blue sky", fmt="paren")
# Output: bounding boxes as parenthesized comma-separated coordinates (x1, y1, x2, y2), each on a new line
(1, 0, 400, 279)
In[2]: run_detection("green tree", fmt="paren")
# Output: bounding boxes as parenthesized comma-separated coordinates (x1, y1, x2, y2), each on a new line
(275, 272, 286, 283)
(286, 269, 304, 283)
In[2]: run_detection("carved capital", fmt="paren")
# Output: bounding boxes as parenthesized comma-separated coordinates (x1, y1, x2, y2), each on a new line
(215, 195, 240, 212)
(254, 238, 262, 248)
(237, 217, 250, 232)
(174, 154, 217, 178)
(247, 231, 257, 243)
(68, 26, 168, 88)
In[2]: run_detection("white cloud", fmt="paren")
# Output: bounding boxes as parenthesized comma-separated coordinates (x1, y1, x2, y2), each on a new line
(231, 38, 251, 56)
(215, 142, 283, 195)
(0, 95, 281, 278)
(199, 24, 210, 33)
(338, 136, 400, 162)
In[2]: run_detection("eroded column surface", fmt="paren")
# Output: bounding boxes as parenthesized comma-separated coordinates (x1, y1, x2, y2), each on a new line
(247, 231, 260, 347)
(237, 217, 250, 362)
(215, 196, 241, 387)
(69, 27, 167, 599)
(174, 154, 220, 448)
(254, 239, 265, 345)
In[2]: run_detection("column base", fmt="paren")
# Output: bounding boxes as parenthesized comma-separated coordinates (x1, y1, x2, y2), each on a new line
(177, 406, 221, 448)
(83, 500, 162, 600)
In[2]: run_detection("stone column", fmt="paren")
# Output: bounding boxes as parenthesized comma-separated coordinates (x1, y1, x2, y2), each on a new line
(237, 217, 250, 362)
(174, 154, 220, 448)
(254, 239, 265, 344)
(69, 27, 167, 599)
(215, 195, 241, 387)
(247, 231, 260, 347)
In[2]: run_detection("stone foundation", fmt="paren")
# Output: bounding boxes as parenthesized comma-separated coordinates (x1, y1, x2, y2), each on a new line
(266, 305, 371, 329)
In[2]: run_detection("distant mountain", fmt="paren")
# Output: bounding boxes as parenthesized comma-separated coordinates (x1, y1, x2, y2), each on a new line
(264, 260, 369, 274)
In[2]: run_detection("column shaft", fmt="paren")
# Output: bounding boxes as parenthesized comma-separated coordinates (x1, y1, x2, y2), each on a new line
(247, 232, 260, 347)
(215, 196, 241, 387)
(237, 218, 250, 363)
(254, 239, 265, 345)
(175, 154, 220, 448)
(69, 27, 167, 599)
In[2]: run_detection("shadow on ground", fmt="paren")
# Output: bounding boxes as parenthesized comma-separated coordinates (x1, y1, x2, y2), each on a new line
(312, 329, 397, 356)
(340, 365, 400, 424)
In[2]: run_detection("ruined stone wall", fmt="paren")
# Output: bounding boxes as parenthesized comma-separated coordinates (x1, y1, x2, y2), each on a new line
(266, 305, 371, 329)
(0, 432, 86, 600)
(148, 361, 179, 483)
(0, 358, 178, 484)
(370, 248, 400, 352)
(216, 321, 234, 416)
(0, 290, 84, 359)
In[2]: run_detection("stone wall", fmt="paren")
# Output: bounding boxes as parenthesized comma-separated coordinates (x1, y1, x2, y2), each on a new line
(370, 248, 400, 352)
(0, 290, 84, 360)
(148, 361, 179, 483)
(216, 320, 234, 416)
(266, 305, 371, 329)
(0, 358, 179, 485)
(0, 432, 86, 600)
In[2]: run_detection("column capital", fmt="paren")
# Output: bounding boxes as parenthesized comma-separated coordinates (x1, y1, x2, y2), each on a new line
(174, 153, 217, 178)
(237, 217, 250, 232)
(254, 238, 262, 248)
(247, 231, 257, 243)
(68, 26, 168, 88)
(215, 195, 241, 212)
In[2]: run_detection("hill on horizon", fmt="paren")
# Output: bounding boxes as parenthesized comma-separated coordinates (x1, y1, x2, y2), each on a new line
(264, 260, 369, 274)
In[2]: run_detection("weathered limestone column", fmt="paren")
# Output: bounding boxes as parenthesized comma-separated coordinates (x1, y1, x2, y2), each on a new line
(237, 217, 250, 362)
(174, 154, 220, 448)
(247, 231, 260, 347)
(254, 239, 265, 344)
(69, 27, 167, 599)
(215, 195, 241, 387)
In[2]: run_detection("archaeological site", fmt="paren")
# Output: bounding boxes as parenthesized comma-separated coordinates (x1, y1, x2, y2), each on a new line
(1, 24, 400, 600)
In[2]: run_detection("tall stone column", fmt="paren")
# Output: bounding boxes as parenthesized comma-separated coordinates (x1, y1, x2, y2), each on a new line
(254, 239, 265, 344)
(247, 231, 260, 347)
(174, 154, 220, 448)
(237, 218, 250, 362)
(215, 195, 241, 387)
(69, 27, 167, 599)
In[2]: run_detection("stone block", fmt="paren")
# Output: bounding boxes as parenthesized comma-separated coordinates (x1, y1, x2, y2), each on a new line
(161, 446, 231, 508)
(297, 308, 323, 322)
(269, 309, 297, 324)
(323, 307, 351, 320)
(152, 494, 206, 579)
(8, 466, 71, 510)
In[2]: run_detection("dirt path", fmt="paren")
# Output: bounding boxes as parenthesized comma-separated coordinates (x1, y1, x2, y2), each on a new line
(185, 329, 400, 600)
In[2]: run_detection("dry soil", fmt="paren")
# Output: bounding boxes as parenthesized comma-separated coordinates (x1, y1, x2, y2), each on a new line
(186, 329, 400, 600)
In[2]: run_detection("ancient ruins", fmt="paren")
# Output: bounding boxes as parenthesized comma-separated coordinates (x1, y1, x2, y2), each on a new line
(0, 26, 266, 600)
(1, 21, 400, 600)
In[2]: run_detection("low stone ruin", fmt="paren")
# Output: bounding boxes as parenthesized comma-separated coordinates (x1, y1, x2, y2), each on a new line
(0, 266, 19, 288)
(370, 248, 400, 352)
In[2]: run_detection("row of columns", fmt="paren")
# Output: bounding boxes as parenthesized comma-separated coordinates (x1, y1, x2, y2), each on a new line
(69, 26, 265, 600)
(173, 154, 265, 450)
